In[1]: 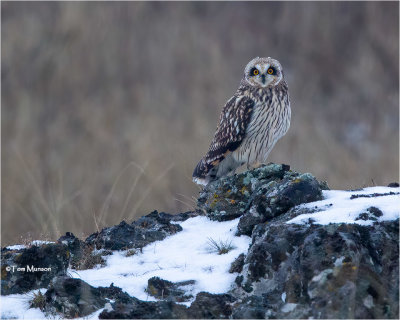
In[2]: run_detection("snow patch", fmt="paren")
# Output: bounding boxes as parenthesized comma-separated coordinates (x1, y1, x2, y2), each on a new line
(2, 186, 397, 318)
(287, 187, 399, 225)
(0, 289, 46, 319)
(281, 303, 297, 313)
(5, 244, 27, 250)
(71, 216, 251, 305)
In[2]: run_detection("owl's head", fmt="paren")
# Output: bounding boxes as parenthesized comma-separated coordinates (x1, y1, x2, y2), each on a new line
(243, 57, 284, 88)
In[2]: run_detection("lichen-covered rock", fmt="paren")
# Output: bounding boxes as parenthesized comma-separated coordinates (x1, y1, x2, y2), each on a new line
(146, 276, 195, 302)
(57, 232, 82, 255)
(229, 253, 246, 273)
(42, 276, 107, 318)
(85, 210, 185, 250)
(231, 295, 270, 319)
(2, 164, 398, 319)
(197, 164, 290, 220)
(231, 219, 399, 319)
(355, 206, 383, 222)
(37, 277, 154, 318)
(57, 232, 108, 270)
(170, 211, 200, 222)
(36, 275, 235, 319)
(98, 291, 189, 319)
(1, 243, 69, 295)
(99, 290, 236, 319)
(197, 164, 323, 236)
(188, 292, 235, 318)
(101, 300, 190, 319)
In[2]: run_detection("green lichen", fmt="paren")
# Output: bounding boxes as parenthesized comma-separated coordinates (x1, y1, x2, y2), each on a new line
(209, 198, 220, 210)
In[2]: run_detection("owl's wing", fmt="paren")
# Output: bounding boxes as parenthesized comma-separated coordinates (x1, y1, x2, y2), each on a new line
(193, 95, 255, 180)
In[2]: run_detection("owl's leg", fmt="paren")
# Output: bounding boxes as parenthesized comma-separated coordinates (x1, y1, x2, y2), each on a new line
(227, 160, 243, 177)
(215, 155, 241, 179)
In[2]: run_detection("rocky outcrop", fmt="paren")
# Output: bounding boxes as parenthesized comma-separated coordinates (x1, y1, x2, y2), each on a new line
(1, 243, 69, 295)
(232, 220, 399, 319)
(41, 276, 108, 318)
(197, 164, 324, 236)
(1, 164, 398, 319)
(98, 291, 235, 319)
(0, 211, 197, 296)
(85, 210, 195, 250)
(146, 277, 196, 302)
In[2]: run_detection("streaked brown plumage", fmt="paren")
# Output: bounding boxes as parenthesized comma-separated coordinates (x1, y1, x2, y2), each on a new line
(193, 57, 291, 186)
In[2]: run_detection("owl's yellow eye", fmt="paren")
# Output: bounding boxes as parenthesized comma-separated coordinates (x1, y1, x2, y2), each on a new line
(267, 68, 274, 75)
(253, 69, 259, 75)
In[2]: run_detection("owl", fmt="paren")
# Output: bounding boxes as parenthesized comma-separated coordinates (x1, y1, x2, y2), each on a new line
(193, 57, 291, 186)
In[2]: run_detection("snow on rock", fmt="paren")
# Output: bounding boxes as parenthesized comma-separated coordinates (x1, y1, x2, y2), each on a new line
(0, 289, 104, 319)
(1, 162, 398, 319)
(287, 187, 399, 225)
(70, 216, 251, 305)
(5, 241, 54, 251)
(5, 244, 27, 250)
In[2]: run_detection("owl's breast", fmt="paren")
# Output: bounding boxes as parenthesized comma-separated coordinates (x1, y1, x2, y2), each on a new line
(233, 92, 291, 165)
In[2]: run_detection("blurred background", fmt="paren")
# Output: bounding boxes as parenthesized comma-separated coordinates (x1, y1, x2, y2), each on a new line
(2, 2, 398, 245)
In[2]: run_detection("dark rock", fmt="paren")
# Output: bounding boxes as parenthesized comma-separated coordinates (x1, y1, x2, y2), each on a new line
(3, 164, 399, 319)
(368, 206, 383, 217)
(235, 214, 264, 237)
(197, 164, 291, 222)
(229, 253, 245, 273)
(147, 276, 195, 302)
(57, 232, 105, 270)
(236, 171, 322, 236)
(85, 210, 183, 250)
(319, 180, 330, 190)
(171, 211, 199, 222)
(99, 289, 235, 319)
(99, 293, 188, 319)
(188, 292, 235, 319)
(196, 164, 322, 236)
(42, 276, 107, 318)
(232, 219, 399, 319)
(387, 182, 399, 188)
(356, 212, 373, 221)
(57, 232, 82, 255)
(39, 278, 150, 318)
(97, 282, 136, 304)
(1, 243, 69, 295)
(356, 206, 383, 222)
(232, 296, 269, 319)
(350, 191, 399, 199)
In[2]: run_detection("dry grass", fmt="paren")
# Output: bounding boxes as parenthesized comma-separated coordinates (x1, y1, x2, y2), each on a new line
(207, 238, 236, 255)
(30, 291, 46, 311)
(70, 245, 107, 271)
(1, 2, 398, 245)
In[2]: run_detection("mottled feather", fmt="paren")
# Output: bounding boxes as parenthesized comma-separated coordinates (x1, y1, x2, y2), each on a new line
(193, 57, 291, 186)
(193, 96, 255, 178)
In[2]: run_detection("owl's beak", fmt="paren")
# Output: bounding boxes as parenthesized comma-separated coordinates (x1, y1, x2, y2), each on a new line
(261, 74, 266, 85)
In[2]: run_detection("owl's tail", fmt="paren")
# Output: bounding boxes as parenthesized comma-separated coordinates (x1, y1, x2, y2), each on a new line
(192, 158, 217, 186)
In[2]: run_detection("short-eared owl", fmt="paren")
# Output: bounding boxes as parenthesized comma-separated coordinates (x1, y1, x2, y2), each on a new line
(193, 57, 291, 186)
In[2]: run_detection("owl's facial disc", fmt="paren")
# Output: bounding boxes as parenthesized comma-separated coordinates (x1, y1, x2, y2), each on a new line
(244, 58, 283, 88)
(249, 64, 276, 87)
